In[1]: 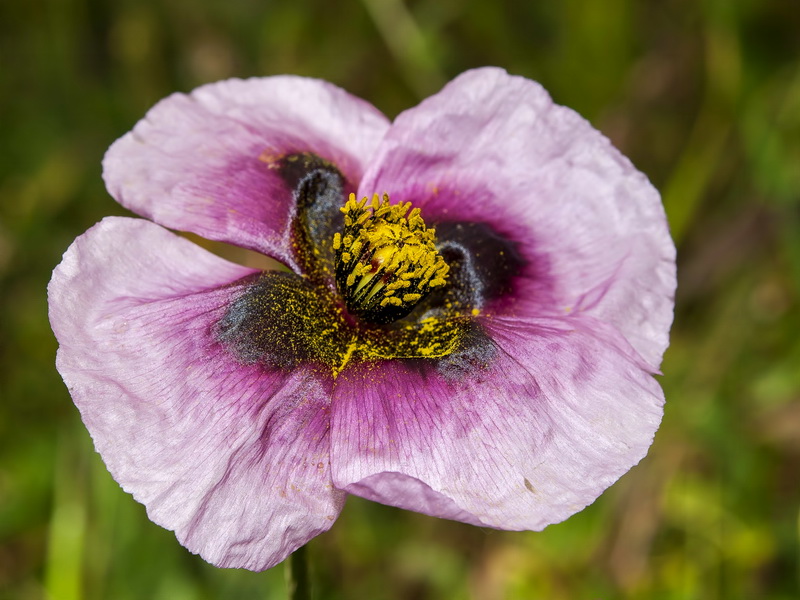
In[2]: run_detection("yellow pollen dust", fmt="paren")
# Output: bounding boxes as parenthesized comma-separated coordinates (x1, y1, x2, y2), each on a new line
(334, 193, 449, 318)
(332, 339, 359, 378)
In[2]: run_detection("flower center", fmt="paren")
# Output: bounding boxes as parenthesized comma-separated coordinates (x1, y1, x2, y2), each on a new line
(333, 193, 449, 324)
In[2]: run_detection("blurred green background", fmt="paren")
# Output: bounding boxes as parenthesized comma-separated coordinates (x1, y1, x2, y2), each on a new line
(1, 0, 799, 598)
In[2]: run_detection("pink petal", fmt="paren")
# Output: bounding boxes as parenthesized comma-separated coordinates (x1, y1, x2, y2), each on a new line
(329, 315, 663, 530)
(49, 217, 344, 570)
(361, 67, 676, 370)
(104, 76, 391, 268)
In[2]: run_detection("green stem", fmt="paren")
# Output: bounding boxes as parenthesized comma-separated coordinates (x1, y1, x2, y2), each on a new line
(286, 545, 310, 600)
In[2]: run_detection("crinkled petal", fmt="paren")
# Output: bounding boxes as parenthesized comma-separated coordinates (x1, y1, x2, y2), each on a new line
(104, 77, 390, 267)
(48, 217, 344, 570)
(329, 315, 663, 530)
(360, 67, 675, 370)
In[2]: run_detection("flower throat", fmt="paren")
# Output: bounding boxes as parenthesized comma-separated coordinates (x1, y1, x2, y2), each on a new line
(333, 193, 449, 324)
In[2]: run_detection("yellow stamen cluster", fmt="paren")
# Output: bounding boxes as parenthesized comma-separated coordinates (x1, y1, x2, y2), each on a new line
(333, 193, 449, 323)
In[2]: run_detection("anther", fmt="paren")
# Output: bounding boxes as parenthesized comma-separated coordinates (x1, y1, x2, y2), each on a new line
(333, 193, 449, 324)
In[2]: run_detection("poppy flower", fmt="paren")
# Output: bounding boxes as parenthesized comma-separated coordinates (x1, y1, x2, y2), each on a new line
(48, 67, 676, 571)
